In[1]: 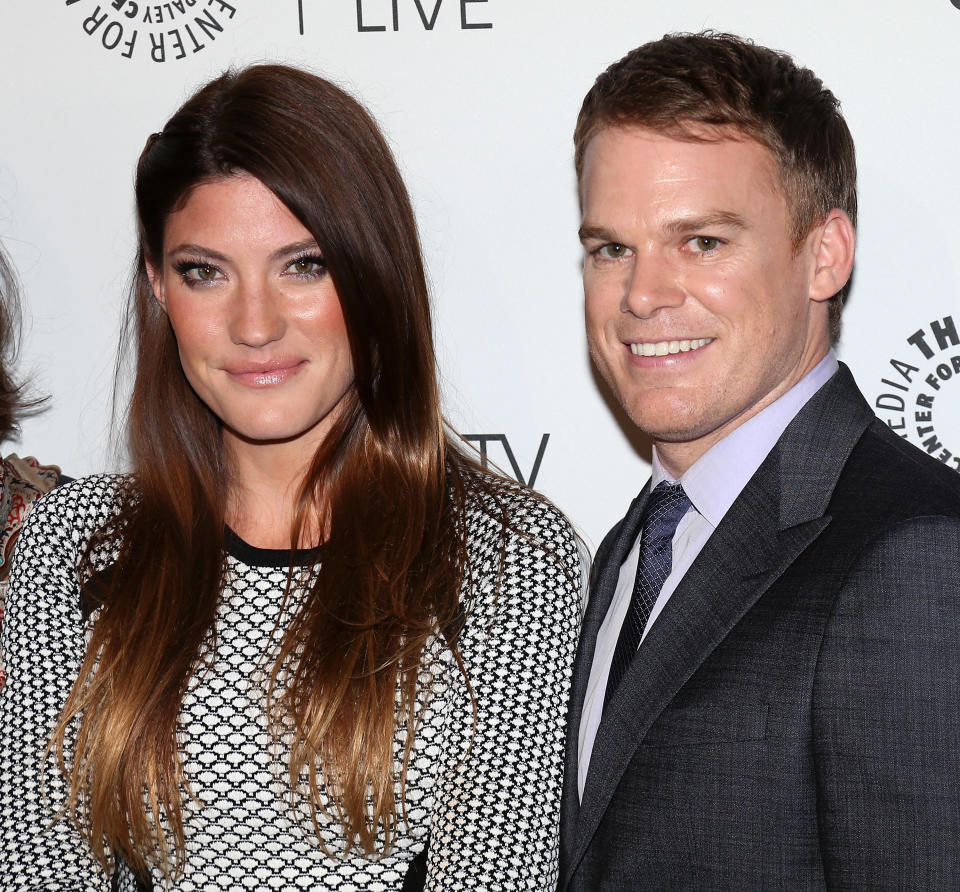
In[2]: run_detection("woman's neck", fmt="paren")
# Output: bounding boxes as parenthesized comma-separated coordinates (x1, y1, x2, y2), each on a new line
(224, 434, 322, 550)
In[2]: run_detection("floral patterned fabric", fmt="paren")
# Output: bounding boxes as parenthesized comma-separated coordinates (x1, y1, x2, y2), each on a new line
(0, 453, 60, 688)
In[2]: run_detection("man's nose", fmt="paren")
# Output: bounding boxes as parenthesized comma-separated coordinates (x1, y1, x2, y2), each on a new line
(621, 252, 686, 318)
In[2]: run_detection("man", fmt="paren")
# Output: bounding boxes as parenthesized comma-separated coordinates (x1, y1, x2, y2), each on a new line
(561, 32, 960, 889)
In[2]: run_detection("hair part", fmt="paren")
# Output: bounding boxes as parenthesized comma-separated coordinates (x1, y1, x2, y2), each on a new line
(52, 64, 491, 878)
(574, 31, 857, 342)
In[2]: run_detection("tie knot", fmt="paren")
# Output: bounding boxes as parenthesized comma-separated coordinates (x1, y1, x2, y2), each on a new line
(642, 481, 691, 542)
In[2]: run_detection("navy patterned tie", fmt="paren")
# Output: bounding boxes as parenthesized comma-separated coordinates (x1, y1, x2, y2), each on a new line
(604, 481, 691, 706)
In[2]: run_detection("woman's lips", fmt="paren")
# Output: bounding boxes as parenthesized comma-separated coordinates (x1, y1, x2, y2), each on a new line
(224, 359, 306, 387)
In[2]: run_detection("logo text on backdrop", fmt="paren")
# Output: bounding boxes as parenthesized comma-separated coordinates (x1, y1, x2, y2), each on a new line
(874, 314, 960, 471)
(64, 0, 238, 61)
(356, 0, 491, 31)
(298, 0, 492, 34)
(462, 434, 549, 488)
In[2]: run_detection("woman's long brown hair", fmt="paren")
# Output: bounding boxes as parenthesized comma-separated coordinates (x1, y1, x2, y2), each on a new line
(50, 65, 490, 878)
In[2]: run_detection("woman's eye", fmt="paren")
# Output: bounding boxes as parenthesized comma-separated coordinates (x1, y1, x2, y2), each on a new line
(287, 257, 326, 277)
(191, 265, 220, 281)
(175, 262, 223, 284)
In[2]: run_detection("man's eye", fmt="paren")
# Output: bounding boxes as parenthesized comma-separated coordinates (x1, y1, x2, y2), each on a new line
(598, 243, 628, 259)
(690, 236, 720, 252)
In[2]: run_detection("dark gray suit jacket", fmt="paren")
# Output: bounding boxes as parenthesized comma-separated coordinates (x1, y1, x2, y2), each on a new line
(560, 365, 960, 890)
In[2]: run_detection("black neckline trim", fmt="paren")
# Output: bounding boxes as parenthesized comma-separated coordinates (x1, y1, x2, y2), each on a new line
(224, 527, 323, 568)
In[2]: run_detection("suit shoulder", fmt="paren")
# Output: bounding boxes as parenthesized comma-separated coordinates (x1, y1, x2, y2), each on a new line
(833, 419, 960, 522)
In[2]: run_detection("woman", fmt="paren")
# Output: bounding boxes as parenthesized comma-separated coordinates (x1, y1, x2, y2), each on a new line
(0, 241, 61, 689)
(0, 66, 582, 889)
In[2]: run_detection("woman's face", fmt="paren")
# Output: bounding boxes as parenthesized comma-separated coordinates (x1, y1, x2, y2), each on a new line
(147, 173, 355, 463)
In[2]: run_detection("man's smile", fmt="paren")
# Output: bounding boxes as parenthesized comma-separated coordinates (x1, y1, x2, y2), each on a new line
(628, 338, 714, 357)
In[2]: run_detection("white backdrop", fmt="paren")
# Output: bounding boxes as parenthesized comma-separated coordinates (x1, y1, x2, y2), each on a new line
(2, 1, 959, 550)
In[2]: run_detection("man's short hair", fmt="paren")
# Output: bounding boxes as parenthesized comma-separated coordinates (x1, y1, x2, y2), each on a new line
(574, 32, 857, 341)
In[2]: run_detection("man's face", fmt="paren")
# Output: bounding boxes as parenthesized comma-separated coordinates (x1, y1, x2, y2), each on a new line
(581, 126, 833, 474)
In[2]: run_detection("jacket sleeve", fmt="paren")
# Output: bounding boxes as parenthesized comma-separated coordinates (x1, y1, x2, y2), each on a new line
(0, 480, 114, 891)
(425, 495, 584, 892)
(814, 514, 960, 888)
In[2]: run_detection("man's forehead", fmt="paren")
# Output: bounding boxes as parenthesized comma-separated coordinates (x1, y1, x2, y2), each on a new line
(583, 121, 775, 164)
(579, 123, 787, 211)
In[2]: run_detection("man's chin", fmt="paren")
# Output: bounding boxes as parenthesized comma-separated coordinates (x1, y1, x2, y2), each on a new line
(621, 394, 718, 444)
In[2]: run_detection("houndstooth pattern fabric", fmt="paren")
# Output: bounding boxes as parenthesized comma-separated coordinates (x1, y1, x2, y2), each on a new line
(0, 474, 583, 891)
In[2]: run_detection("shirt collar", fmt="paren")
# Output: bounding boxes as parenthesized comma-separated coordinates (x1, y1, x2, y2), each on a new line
(651, 351, 839, 529)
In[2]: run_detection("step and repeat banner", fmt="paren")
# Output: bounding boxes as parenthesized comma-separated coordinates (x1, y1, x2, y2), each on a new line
(1, 2, 959, 549)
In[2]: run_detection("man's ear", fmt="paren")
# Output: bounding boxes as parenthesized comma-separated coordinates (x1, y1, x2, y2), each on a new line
(809, 209, 855, 303)
(145, 260, 167, 311)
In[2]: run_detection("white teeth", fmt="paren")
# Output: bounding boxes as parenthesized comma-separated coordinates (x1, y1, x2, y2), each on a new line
(630, 338, 713, 356)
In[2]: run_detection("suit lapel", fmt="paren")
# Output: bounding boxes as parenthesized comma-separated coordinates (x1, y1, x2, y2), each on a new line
(563, 364, 876, 885)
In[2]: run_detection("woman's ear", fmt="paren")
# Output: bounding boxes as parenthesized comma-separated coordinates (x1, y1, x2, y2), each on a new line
(145, 260, 167, 311)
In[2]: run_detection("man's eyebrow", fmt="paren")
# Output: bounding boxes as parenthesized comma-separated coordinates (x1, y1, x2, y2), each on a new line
(578, 213, 748, 245)
(661, 212, 747, 235)
(578, 225, 615, 244)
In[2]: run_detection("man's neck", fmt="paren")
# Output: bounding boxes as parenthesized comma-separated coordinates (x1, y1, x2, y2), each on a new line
(655, 349, 836, 479)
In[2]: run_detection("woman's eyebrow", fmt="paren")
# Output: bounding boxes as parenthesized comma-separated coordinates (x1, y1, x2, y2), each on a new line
(165, 242, 229, 261)
(268, 239, 322, 262)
